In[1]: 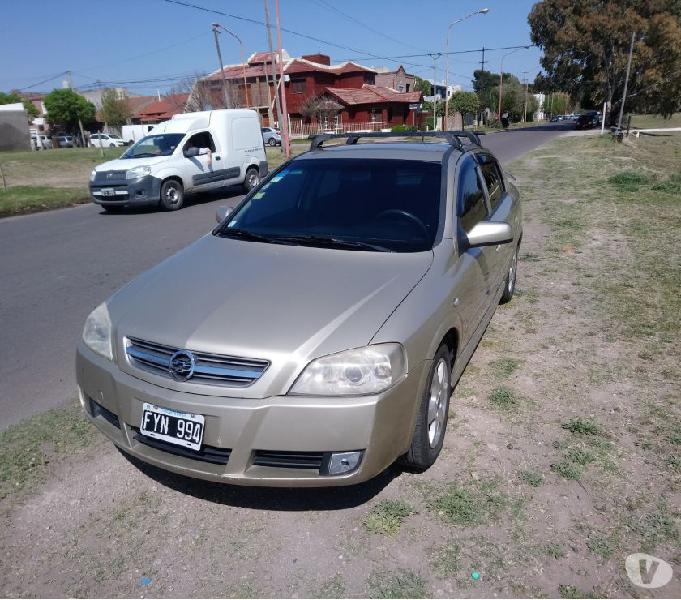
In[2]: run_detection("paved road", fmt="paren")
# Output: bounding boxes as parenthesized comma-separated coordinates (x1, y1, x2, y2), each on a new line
(0, 123, 571, 428)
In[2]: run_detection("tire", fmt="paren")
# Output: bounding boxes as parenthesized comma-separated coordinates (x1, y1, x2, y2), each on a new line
(243, 167, 260, 193)
(400, 344, 452, 471)
(500, 243, 519, 304)
(109, 143, 115, 148)
(267, 137, 277, 146)
(159, 179, 184, 211)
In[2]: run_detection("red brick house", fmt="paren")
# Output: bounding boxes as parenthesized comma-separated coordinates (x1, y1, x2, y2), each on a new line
(137, 93, 189, 124)
(201, 51, 422, 133)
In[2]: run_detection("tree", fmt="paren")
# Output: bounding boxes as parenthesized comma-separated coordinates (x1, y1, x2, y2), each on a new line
(0, 91, 39, 119)
(543, 91, 571, 116)
(299, 94, 343, 124)
(100, 88, 131, 127)
(448, 91, 480, 120)
(529, 0, 681, 121)
(413, 76, 432, 95)
(43, 89, 96, 132)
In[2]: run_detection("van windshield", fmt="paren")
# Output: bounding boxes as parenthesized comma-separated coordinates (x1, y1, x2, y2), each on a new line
(121, 134, 184, 159)
(216, 158, 442, 253)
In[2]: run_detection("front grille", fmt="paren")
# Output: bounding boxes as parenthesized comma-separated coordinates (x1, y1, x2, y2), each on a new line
(252, 450, 327, 470)
(132, 427, 232, 465)
(125, 336, 269, 387)
(94, 170, 127, 184)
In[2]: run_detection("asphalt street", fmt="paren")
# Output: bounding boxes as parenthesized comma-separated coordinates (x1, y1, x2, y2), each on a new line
(0, 123, 572, 428)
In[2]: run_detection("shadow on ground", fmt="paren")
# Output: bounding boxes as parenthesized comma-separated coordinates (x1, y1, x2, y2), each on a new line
(121, 449, 400, 511)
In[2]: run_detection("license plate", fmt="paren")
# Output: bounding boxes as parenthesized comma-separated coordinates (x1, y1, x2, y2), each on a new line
(140, 402, 205, 451)
(101, 187, 115, 197)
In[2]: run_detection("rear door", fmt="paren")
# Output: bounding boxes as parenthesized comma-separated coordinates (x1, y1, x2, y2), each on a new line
(477, 153, 514, 290)
(452, 156, 493, 342)
(227, 116, 265, 183)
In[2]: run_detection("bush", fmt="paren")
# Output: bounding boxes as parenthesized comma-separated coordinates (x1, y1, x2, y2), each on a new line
(390, 124, 417, 133)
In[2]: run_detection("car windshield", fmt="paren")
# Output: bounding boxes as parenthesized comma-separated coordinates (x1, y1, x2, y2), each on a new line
(121, 134, 184, 159)
(216, 158, 442, 252)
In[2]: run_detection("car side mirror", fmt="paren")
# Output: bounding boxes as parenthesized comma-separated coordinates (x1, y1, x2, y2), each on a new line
(216, 206, 232, 223)
(466, 221, 513, 247)
(184, 146, 200, 158)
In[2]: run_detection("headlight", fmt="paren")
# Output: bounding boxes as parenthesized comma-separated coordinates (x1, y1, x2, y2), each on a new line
(82, 302, 113, 360)
(290, 343, 407, 396)
(90, 169, 97, 182)
(126, 165, 151, 179)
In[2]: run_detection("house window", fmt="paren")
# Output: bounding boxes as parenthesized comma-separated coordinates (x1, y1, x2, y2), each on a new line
(291, 78, 305, 93)
(405, 84, 410, 92)
(370, 109, 381, 123)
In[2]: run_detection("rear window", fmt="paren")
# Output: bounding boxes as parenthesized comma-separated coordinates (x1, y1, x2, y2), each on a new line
(222, 158, 442, 252)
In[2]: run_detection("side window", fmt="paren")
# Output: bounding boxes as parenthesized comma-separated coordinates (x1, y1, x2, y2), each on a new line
(185, 131, 216, 152)
(479, 155, 505, 212)
(457, 159, 488, 233)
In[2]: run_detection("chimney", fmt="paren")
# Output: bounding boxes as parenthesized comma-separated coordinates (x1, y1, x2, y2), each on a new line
(301, 53, 331, 66)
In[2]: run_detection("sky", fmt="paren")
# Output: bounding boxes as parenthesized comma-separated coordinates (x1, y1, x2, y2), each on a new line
(0, 0, 543, 96)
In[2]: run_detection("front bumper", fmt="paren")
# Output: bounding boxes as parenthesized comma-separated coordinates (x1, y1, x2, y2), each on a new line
(89, 175, 161, 207)
(76, 343, 428, 487)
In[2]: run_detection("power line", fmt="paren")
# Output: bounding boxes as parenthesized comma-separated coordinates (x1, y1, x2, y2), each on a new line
(160, 0, 426, 69)
(19, 71, 67, 91)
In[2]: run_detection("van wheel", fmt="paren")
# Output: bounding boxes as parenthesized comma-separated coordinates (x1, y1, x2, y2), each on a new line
(160, 179, 184, 211)
(267, 138, 277, 146)
(400, 344, 452, 471)
(243, 167, 260, 193)
(500, 243, 519, 304)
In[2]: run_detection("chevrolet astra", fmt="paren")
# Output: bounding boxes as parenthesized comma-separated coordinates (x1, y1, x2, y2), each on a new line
(76, 131, 522, 487)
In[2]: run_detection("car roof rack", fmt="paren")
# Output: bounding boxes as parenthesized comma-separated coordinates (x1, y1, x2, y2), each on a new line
(309, 130, 484, 151)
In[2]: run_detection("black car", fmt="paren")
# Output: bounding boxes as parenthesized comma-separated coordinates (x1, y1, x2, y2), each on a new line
(576, 112, 599, 130)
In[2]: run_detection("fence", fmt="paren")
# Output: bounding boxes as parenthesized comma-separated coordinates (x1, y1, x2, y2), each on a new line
(288, 119, 388, 139)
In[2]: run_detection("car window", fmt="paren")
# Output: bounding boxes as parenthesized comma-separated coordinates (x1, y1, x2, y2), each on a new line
(478, 154, 504, 212)
(457, 158, 488, 233)
(221, 158, 442, 252)
(185, 131, 216, 152)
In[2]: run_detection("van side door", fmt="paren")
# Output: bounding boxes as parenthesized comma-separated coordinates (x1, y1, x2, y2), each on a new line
(477, 153, 515, 290)
(452, 156, 493, 344)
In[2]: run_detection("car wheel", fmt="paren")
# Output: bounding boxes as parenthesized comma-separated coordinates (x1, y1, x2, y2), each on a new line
(267, 137, 276, 146)
(243, 167, 260, 193)
(400, 344, 452, 471)
(160, 179, 184, 211)
(500, 243, 519, 304)
(109, 143, 115, 148)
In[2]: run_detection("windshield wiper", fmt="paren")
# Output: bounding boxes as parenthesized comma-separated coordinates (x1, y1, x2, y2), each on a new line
(270, 235, 392, 252)
(217, 228, 278, 243)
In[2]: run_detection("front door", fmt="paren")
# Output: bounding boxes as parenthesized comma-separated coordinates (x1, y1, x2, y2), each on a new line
(182, 131, 220, 190)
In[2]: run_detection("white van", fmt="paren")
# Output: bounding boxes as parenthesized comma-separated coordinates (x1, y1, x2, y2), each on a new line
(121, 124, 155, 145)
(89, 109, 267, 212)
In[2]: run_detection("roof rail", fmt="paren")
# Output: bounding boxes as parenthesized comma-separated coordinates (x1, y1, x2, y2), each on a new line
(309, 130, 484, 151)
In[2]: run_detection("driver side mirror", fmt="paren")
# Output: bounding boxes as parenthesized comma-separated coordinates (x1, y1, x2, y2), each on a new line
(466, 221, 513, 248)
(183, 146, 200, 158)
(215, 206, 232, 223)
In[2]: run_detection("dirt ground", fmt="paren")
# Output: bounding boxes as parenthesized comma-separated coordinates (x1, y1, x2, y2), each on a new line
(0, 134, 678, 598)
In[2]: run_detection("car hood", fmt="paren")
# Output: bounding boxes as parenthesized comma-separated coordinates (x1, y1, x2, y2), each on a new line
(95, 156, 169, 171)
(109, 235, 432, 397)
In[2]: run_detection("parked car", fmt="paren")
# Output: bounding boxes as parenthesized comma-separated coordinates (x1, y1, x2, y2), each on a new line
(56, 134, 75, 148)
(576, 112, 599, 129)
(261, 126, 281, 146)
(77, 130, 522, 486)
(549, 116, 561, 122)
(90, 133, 127, 148)
(89, 109, 267, 212)
(31, 134, 53, 150)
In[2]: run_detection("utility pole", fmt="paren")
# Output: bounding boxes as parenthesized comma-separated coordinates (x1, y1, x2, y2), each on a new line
(263, 0, 283, 134)
(213, 23, 249, 108)
(212, 23, 231, 108)
(275, 0, 290, 158)
(522, 70, 529, 122)
(617, 31, 636, 131)
(480, 46, 486, 72)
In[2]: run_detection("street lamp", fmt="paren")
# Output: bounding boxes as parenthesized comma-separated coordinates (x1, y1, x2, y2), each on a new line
(212, 23, 250, 108)
(497, 46, 530, 123)
(444, 8, 489, 129)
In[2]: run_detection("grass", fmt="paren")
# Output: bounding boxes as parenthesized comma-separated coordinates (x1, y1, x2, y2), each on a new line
(561, 418, 600, 436)
(0, 185, 89, 217)
(630, 112, 681, 129)
(550, 460, 583, 481)
(0, 146, 123, 164)
(429, 542, 460, 578)
(428, 480, 506, 526)
(545, 543, 566, 559)
(608, 170, 651, 192)
(0, 402, 98, 499)
(317, 575, 346, 598)
(490, 357, 521, 378)
(487, 386, 520, 410)
(518, 469, 544, 487)
(362, 499, 414, 536)
(366, 569, 426, 599)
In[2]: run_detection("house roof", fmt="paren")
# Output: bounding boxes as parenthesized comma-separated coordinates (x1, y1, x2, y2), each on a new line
(137, 93, 189, 122)
(325, 84, 422, 106)
(127, 95, 157, 117)
(205, 51, 376, 82)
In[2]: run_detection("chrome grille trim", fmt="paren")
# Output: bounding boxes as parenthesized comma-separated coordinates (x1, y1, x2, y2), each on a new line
(125, 336, 269, 387)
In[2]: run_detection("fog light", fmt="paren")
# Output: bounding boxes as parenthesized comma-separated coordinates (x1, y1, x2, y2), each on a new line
(325, 451, 363, 475)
